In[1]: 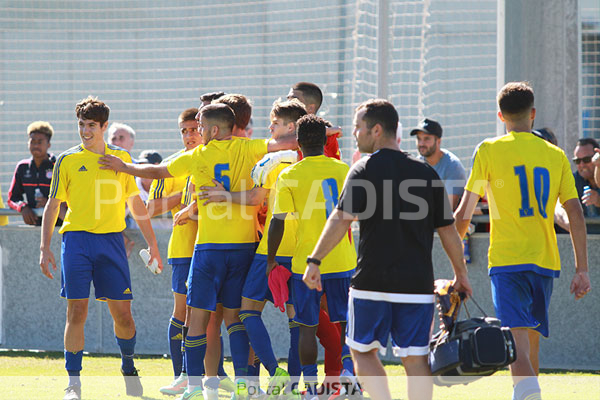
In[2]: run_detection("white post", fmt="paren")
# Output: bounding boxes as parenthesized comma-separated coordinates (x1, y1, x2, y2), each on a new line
(378, 0, 389, 99)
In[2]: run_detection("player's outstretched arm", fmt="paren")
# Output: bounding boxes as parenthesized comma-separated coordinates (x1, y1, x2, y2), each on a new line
(198, 179, 268, 206)
(266, 134, 298, 153)
(437, 223, 473, 297)
(563, 198, 591, 300)
(39, 197, 61, 279)
(98, 154, 172, 179)
(147, 192, 182, 217)
(127, 195, 164, 274)
(453, 190, 481, 238)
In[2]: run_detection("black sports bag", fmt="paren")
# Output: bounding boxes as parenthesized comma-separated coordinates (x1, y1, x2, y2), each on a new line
(429, 295, 517, 386)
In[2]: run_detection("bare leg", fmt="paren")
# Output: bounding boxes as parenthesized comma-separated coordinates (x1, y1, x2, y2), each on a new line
(107, 300, 136, 339)
(509, 328, 537, 385)
(350, 348, 391, 400)
(401, 355, 432, 400)
(528, 329, 541, 375)
(65, 299, 89, 352)
(205, 304, 223, 376)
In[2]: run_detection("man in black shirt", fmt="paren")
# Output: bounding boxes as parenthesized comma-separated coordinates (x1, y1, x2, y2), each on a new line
(306, 99, 472, 400)
(8, 121, 65, 225)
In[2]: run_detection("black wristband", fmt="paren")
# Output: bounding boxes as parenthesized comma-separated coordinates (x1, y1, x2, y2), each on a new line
(306, 257, 321, 266)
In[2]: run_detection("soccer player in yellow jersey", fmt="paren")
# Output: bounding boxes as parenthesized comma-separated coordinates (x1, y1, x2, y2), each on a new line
(146, 108, 201, 395)
(454, 82, 591, 400)
(268, 114, 358, 398)
(198, 99, 307, 394)
(99, 102, 297, 400)
(39, 96, 163, 400)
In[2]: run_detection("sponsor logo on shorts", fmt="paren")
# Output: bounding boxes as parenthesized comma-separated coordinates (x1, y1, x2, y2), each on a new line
(123, 288, 132, 294)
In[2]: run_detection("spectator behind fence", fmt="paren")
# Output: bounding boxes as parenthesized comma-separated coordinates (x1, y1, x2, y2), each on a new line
(8, 121, 66, 226)
(108, 122, 136, 153)
(573, 138, 600, 224)
(411, 118, 466, 211)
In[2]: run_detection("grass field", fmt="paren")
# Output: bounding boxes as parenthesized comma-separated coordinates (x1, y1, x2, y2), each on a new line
(0, 350, 598, 400)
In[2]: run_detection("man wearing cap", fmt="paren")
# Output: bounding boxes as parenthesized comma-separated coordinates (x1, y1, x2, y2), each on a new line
(411, 118, 466, 210)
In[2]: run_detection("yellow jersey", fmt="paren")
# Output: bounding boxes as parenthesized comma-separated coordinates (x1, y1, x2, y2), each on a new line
(273, 155, 356, 275)
(167, 137, 268, 249)
(50, 143, 139, 234)
(149, 149, 197, 262)
(255, 162, 298, 257)
(465, 131, 578, 277)
(0, 188, 8, 226)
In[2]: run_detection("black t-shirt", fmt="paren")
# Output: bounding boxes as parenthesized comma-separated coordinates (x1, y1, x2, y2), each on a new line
(337, 149, 453, 294)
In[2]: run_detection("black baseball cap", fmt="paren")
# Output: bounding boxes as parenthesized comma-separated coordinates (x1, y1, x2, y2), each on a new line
(137, 150, 162, 165)
(410, 118, 443, 138)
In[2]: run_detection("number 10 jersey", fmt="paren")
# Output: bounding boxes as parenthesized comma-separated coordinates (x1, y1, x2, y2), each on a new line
(465, 131, 578, 277)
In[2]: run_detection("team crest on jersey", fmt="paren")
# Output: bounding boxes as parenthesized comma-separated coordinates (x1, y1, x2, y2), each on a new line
(46, 170, 53, 179)
(78, 165, 88, 172)
(24, 169, 32, 178)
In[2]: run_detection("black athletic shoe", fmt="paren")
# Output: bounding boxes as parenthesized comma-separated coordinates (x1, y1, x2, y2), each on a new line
(121, 368, 143, 397)
(63, 385, 81, 400)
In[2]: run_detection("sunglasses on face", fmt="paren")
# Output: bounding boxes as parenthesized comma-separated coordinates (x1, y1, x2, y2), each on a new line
(573, 156, 593, 165)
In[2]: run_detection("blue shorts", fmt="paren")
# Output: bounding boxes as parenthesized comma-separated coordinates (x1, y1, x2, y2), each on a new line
(291, 274, 351, 327)
(346, 288, 434, 357)
(187, 246, 255, 311)
(60, 231, 132, 301)
(170, 258, 192, 295)
(242, 254, 293, 304)
(491, 271, 553, 337)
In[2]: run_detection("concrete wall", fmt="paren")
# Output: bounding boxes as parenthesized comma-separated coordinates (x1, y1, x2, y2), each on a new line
(0, 227, 598, 370)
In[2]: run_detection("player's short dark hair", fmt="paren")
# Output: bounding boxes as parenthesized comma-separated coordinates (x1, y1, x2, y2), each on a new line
(76, 96, 110, 125)
(200, 103, 235, 132)
(356, 99, 399, 137)
(27, 121, 54, 141)
(179, 108, 198, 124)
(292, 82, 323, 112)
(200, 91, 225, 103)
(577, 137, 600, 149)
(215, 94, 252, 130)
(271, 99, 307, 125)
(296, 114, 327, 151)
(497, 82, 534, 118)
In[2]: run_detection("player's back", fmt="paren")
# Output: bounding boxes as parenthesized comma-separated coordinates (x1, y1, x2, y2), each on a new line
(469, 131, 577, 274)
(194, 137, 268, 249)
(275, 155, 356, 274)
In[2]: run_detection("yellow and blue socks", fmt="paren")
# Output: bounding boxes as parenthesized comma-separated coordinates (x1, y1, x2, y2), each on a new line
(227, 322, 250, 378)
(185, 334, 207, 386)
(513, 377, 542, 400)
(181, 326, 188, 374)
(302, 364, 318, 395)
(341, 345, 354, 374)
(65, 350, 83, 387)
(168, 317, 185, 377)
(241, 310, 278, 376)
(218, 334, 229, 379)
(288, 319, 301, 378)
(115, 333, 136, 374)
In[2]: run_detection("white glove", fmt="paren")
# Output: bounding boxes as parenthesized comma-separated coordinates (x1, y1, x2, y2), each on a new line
(251, 150, 298, 187)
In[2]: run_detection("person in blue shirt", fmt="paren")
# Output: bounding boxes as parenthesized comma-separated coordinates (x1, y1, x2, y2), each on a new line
(411, 118, 466, 210)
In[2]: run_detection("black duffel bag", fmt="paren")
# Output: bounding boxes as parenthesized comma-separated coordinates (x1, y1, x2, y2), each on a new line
(429, 295, 517, 386)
